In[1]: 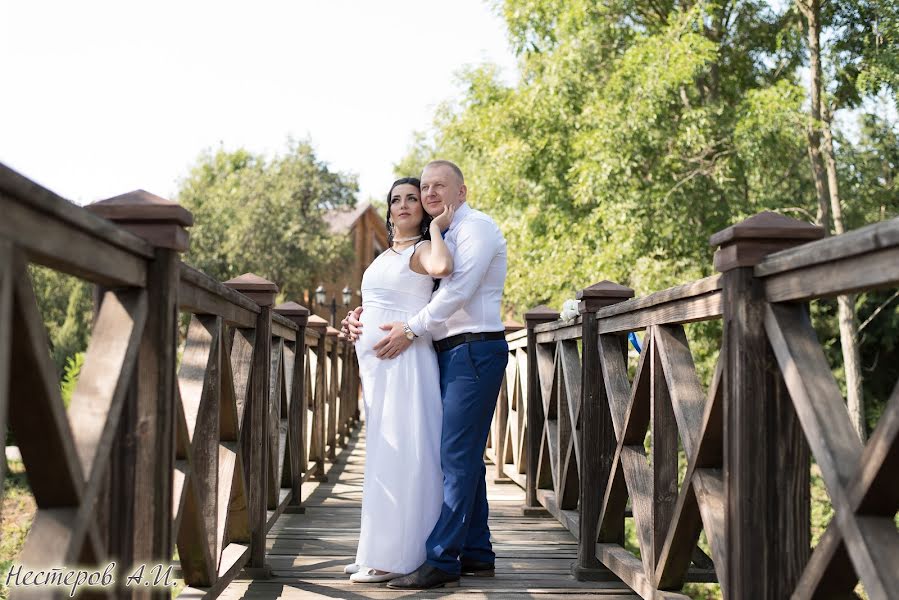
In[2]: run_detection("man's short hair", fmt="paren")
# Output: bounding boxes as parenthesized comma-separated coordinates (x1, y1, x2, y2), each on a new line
(424, 160, 465, 185)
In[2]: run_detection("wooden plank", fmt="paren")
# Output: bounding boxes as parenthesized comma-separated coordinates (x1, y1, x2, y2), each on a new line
(248, 304, 273, 568)
(598, 334, 631, 439)
(267, 338, 284, 507)
(650, 328, 677, 571)
(180, 263, 260, 314)
(1, 192, 149, 288)
(178, 543, 251, 600)
(179, 276, 257, 328)
(851, 379, 899, 514)
(691, 469, 726, 596)
(177, 466, 217, 586)
(577, 310, 616, 575)
(69, 288, 147, 478)
(272, 315, 297, 342)
(623, 334, 652, 446)
(653, 325, 705, 458)
(764, 304, 862, 491)
(598, 292, 722, 335)
(619, 447, 654, 576)
(0, 163, 153, 255)
(224, 443, 251, 546)
(179, 316, 223, 569)
(507, 327, 528, 344)
(596, 544, 691, 600)
(724, 268, 809, 599)
(230, 329, 255, 438)
(653, 352, 723, 589)
(534, 316, 580, 334)
(8, 252, 85, 506)
(0, 242, 13, 501)
(286, 337, 306, 508)
(755, 216, 899, 277)
(558, 340, 580, 510)
(132, 248, 180, 599)
(598, 276, 721, 319)
(791, 521, 858, 599)
(536, 323, 583, 344)
(763, 245, 899, 302)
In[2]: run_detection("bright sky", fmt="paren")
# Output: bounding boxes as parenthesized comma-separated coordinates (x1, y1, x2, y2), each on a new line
(0, 1, 517, 205)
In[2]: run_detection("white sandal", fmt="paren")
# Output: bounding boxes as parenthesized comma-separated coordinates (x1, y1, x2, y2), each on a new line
(350, 567, 402, 583)
(343, 563, 361, 575)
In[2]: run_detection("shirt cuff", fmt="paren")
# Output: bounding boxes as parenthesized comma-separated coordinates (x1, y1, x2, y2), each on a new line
(407, 314, 425, 337)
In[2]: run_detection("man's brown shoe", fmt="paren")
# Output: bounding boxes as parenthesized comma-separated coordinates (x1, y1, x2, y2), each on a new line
(386, 564, 460, 589)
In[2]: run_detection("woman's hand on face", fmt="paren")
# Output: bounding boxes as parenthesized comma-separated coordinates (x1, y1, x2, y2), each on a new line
(430, 203, 455, 233)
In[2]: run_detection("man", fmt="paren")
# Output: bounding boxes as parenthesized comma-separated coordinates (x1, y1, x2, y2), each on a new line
(343, 160, 508, 589)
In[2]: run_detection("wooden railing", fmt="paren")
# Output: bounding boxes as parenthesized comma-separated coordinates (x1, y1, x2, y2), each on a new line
(491, 211, 899, 599)
(0, 163, 359, 598)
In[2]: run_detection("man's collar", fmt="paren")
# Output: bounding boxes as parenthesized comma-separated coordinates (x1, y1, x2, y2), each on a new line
(449, 202, 472, 230)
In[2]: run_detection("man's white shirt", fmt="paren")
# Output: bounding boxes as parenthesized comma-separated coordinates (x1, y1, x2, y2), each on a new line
(407, 202, 507, 341)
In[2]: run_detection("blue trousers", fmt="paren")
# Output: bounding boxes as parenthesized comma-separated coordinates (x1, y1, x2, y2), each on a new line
(425, 338, 509, 575)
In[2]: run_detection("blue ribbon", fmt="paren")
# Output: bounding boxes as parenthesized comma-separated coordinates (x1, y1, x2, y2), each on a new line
(628, 332, 642, 353)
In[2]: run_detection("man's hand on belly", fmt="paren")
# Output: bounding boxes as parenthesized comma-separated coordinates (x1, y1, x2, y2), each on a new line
(374, 322, 413, 359)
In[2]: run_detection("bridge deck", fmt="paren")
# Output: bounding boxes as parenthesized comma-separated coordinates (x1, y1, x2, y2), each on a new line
(218, 430, 639, 599)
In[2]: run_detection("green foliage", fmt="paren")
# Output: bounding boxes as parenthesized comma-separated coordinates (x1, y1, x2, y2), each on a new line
(397, 5, 898, 595)
(27, 266, 92, 372)
(177, 139, 358, 300)
(59, 352, 85, 409)
(401, 0, 822, 317)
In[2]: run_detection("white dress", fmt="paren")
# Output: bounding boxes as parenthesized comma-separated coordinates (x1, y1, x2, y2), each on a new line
(353, 243, 443, 574)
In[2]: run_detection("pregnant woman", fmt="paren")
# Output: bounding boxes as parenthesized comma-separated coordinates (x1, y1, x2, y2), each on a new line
(346, 177, 454, 583)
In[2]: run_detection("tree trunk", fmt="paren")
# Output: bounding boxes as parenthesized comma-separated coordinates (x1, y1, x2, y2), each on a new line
(821, 102, 867, 441)
(798, 0, 831, 229)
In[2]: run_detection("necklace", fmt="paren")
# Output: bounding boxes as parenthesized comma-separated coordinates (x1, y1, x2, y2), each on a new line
(393, 234, 422, 243)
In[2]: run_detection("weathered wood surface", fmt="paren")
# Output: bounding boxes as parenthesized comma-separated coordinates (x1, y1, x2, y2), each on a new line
(213, 431, 640, 600)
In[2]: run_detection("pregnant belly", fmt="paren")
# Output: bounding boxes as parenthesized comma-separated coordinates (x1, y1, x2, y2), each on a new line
(355, 306, 406, 360)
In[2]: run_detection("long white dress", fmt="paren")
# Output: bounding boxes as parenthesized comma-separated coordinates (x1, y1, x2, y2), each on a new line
(353, 243, 443, 574)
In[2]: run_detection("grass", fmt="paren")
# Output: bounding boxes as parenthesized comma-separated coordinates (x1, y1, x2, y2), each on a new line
(1, 459, 36, 600)
(1, 457, 185, 598)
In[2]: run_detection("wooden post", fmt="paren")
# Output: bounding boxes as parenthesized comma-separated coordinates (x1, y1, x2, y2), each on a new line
(573, 281, 633, 581)
(274, 301, 309, 515)
(326, 326, 339, 460)
(224, 273, 278, 574)
(306, 315, 329, 481)
(87, 190, 192, 599)
(711, 211, 823, 599)
(523, 305, 559, 513)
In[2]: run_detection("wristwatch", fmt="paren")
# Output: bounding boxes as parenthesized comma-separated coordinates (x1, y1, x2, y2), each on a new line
(402, 323, 418, 341)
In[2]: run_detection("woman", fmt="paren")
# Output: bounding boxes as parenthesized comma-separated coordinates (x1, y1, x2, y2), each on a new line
(345, 177, 454, 583)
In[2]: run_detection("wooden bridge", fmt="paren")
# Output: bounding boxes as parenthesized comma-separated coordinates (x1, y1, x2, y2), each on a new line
(1, 161, 897, 600)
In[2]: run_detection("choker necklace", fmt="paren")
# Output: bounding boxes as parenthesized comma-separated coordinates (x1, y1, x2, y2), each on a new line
(393, 234, 422, 243)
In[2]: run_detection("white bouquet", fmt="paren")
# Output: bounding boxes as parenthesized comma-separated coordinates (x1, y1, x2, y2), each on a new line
(559, 299, 580, 322)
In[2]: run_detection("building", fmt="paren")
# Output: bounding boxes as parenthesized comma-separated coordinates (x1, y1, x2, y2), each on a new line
(310, 202, 387, 324)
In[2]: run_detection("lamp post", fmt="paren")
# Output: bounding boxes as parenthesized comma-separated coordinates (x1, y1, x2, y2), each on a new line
(315, 284, 354, 326)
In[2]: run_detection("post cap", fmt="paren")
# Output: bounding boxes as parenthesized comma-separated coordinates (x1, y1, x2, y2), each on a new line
(577, 280, 635, 313)
(524, 305, 560, 327)
(710, 211, 825, 271)
(504, 319, 524, 333)
(326, 326, 340, 337)
(86, 189, 193, 251)
(223, 273, 278, 307)
(306, 314, 329, 333)
(274, 301, 310, 327)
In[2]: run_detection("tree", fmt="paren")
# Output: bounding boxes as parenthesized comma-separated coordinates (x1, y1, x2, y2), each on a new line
(795, 0, 899, 440)
(177, 139, 358, 301)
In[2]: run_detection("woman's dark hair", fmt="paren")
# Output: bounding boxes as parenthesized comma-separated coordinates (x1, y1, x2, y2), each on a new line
(385, 177, 431, 247)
